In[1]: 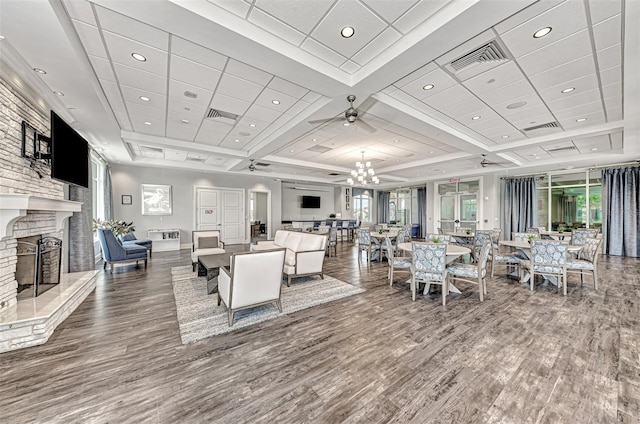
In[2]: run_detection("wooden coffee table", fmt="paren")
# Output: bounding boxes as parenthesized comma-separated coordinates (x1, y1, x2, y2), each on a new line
(197, 252, 232, 295)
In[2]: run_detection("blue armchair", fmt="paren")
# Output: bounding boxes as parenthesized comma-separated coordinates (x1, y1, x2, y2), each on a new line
(118, 232, 153, 257)
(97, 228, 148, 274)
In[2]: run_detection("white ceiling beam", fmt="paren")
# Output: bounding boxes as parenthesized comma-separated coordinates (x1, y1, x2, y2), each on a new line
(120, 130, 247, 158)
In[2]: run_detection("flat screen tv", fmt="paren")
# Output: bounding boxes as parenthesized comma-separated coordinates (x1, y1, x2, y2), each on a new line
(301, 195, 321, 208)
(50, 110, 89, 188)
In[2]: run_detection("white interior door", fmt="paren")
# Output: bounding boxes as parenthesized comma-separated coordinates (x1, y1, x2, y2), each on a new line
(221, 190, 244, 244)
(196, 189, 220, 231)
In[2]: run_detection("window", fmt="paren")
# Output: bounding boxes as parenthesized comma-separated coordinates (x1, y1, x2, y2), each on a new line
(353, 194, 371, 222)
(91, 154, 106, 222)
(536, 170, 602, 230)
(249, 192, 255, 222)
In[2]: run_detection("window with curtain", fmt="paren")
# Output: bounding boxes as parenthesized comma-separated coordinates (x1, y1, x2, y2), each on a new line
(91, 154, 106, 223)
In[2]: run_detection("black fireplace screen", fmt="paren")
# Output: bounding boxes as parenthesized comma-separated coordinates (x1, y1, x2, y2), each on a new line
(16, 236, 63, 299)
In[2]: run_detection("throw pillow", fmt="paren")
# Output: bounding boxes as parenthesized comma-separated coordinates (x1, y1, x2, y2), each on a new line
(121, 232, 136, 241)
(199, 236, 219, 249)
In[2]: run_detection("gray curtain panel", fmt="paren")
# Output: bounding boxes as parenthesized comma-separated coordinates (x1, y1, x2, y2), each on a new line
(602, 166, 640, 257)
(503, 177, 536, 240)
(68, 185, 95, 272)
(104, 164, 113, 220)
(377, 191, 390, 223)
(418, 187, 427, 238)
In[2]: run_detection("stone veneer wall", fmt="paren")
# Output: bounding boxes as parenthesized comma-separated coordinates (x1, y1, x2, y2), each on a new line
(0, 77, 65, 309)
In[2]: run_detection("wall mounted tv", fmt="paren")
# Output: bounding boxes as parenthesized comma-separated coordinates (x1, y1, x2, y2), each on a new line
(50, 110, 89, 188)
(301, 195, 321, 208)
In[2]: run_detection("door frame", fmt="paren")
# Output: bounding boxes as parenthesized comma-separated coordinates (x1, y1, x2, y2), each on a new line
(193, 185, 246, 244)
(247, 189, 272, 242)
(434, 177, 483, 232)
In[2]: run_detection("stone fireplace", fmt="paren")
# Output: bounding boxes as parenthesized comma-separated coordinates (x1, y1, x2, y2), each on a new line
(0, 194, 98, 352)
(16, 235, 63, 300)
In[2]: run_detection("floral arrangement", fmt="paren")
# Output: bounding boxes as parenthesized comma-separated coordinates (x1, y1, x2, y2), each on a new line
(430, 237, 442, 243)
(93, 218, 135, 237)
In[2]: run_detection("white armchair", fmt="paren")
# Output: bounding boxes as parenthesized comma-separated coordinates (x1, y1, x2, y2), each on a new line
(191, 230, 225, 271)
(217, 248, 286, 326)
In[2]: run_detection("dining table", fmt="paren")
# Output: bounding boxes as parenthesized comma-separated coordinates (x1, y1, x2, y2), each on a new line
(499, 240, 581, 284)
(444, 231, 475, 246)
(397, 242, 471, 294)
(540, 231, 572, 240)
(369, 230, 399, 261)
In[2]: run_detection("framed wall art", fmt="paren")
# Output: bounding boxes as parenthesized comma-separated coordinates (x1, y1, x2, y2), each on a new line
(141, 184, 172, 215)
(121, 194, 132, 205)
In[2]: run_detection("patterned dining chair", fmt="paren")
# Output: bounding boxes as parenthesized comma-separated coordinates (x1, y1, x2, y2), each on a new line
(356, 229, 377, 268)
(447, 242, 491, 302)
(384, 236, 412, 286)
(473, 230, 493, 263)
(571, 229, 599, 246)
(396, 228, 410, 244)
(526, 227, 541, 235)
(520, 240, 569, 295)
(566, 237, 602, 290)
(410, 242, 448, 304)
(326, 227, 338, 257)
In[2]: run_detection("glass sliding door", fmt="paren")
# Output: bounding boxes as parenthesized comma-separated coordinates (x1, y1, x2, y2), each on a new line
(437, 179, 480, 233)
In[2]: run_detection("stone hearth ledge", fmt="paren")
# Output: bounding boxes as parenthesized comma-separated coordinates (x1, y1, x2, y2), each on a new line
(0, 194, 82, 239)
(0, 270, 98, 353)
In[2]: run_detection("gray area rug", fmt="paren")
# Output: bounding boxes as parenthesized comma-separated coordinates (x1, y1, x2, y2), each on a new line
(171, 266, 365, 344)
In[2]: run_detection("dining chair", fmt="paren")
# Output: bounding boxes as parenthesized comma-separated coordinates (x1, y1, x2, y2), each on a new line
(326, 227, 338, 257)
(526, 227, 541, 234)
(566, 237, 602, 290)
(410, 242, 448, 304)
(356, 229, 377, 268)
(384, 236, 412, 286)
(447, 242, 491, 302)
(491, 242, 521, 278)
(520, 240, 569, 295)
(491, 228, 502, 249)
(571, 229, 599, 246)
(396, 228, 410, 244)
(473, 230, 493, 262)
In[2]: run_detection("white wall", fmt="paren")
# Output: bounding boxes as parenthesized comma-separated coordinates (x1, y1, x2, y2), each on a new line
(255, 192, 268, 223)
(111, 165, 282, 246)
(281, 182, 335, 221)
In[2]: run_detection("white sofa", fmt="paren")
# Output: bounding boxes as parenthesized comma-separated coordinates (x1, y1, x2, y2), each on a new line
(253, 230, 327, 285)
(191, 230, 225, 271)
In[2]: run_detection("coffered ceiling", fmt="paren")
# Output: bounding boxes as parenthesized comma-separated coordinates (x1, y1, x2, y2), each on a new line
(0, 0, 637, 187)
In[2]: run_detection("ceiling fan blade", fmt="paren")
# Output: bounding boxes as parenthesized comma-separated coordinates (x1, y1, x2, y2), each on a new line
(356, 118, 376, 133)
(308, 116, 341, 125)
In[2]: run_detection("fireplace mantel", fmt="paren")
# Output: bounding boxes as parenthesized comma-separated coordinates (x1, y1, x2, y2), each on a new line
(0, 194, 82, 239)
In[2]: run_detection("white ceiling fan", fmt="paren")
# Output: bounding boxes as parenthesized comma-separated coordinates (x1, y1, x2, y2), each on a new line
(308, 95, 376, 133)
(480, 154, 502, 168)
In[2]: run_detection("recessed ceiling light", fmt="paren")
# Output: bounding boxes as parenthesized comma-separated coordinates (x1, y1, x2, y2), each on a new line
(502, 135, 509, 139)
(249, 123, 256, 127)
(561, 87, 575, 93)
(422, 84, 434, 90)
(33, 68, 46, 74)
(95, 147, 104, 152)
(312, 138, 317, 142)
(140, 96, 150, 102)
(184, 107, 191, 111)
(290, 149, 295, 153)
(394, 140, 399, 143)
(341, 26, 355, 38)
(591, 147, 598, 151)
(234, 139, 240, 142)
(0, 36, 5, 40)
(576, 118, 587, 122)
(472, 116, 481, 120)
(131, 53, 147, 62)
(271, 100, 280, 105)
(343, 123, 350, 126)
(533, 27, 552, 38)
(181, 119, 189, 124)
(54, 91, 64, 96)
(144, 121, 152, 125)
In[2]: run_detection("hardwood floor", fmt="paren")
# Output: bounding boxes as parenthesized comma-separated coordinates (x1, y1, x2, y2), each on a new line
(1, 242, 639, 423)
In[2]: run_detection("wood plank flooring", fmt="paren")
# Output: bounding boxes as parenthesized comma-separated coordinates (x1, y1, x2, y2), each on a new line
(0, 242, 639, 423)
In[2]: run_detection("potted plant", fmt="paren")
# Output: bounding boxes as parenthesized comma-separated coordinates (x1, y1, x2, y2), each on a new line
(526, 234, 537, 244)
(329, 213, 336, 218)
(93, 218, 135, 237)
(558, 225, 566, 233)
(465, 229, 472, 235)
(430, 236, 442, 243)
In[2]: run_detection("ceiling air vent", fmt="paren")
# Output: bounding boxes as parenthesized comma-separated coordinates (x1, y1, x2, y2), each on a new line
(523, 122, 559, 131)
(546, 145, 577, 153)
(139, 145, 163, 154)
(186, 156, 206, 162)
(206, 108, 238, 124)
(308, 145, 332, 154)
(450, 41, 508, 71)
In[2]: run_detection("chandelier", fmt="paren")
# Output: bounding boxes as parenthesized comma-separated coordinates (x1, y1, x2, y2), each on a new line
(347, 151, 379, 186)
